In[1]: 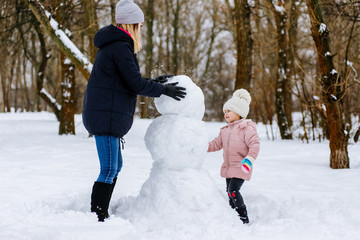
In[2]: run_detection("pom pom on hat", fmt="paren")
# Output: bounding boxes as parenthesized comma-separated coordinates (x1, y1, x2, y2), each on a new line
(233, 89, 251, 104)
(115, 0, 144, 24)
(223, 89, 252, 118)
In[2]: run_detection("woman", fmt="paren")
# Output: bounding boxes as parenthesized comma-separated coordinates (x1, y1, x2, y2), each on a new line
(82, 0, 186, 222)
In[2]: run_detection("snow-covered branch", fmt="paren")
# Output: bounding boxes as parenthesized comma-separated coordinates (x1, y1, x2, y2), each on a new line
(40, 88, 62, 111)
(27, 0, 92, 80)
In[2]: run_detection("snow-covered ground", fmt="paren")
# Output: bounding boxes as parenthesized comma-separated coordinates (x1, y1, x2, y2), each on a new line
(0, 112, 359, 240)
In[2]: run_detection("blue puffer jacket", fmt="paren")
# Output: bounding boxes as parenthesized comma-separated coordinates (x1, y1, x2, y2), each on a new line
(82, 25, 164, 138)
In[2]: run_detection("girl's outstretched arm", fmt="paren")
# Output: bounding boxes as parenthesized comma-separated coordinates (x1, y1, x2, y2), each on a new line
(208, 131, 223, 152)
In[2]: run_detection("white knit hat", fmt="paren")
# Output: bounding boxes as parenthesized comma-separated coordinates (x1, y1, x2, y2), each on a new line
(115, 0, 144, 24)
(223, 89, 252, 118)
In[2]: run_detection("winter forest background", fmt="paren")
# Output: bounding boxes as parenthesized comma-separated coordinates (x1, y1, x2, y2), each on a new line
(1, 0, 360, 168)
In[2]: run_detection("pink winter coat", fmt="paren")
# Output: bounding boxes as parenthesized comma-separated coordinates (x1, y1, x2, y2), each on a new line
(208, 119, 260, 180)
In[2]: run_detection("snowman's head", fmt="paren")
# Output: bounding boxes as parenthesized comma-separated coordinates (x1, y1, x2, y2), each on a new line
(155, 75, 205, 120)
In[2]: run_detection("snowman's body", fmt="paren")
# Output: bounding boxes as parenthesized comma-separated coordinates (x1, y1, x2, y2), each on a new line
(144, 75, 207, 170)
(119, 76, 237, 231)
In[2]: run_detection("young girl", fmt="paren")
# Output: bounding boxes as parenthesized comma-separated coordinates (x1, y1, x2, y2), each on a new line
(82, 0, 186, 222)
(208, 89, 260, 224)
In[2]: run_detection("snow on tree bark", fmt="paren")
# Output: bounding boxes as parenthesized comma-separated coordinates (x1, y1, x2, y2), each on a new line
(267, 0, 293, 140)
(306, 0, 349, 169)
(58, 54, 75, 135)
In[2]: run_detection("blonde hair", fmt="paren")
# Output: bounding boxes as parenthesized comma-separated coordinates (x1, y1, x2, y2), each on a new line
(116, 23, 142, 53)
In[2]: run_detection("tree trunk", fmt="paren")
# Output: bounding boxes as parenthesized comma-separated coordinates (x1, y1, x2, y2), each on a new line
(15, 54, 22, 112)
(30, 31, 40, 111)
(233, 0, 253, 90)
(287, 0, 301, 127)
(56, 1, 76, 135)
(165, 0, 171, 73)
(172, 0, 180, 75)
(0, 70, 7, 112)
(110, 0, 116, 25)
(83, 0, 99, 63)
(341, 14, 357, 139)
(267, 0, 293, 139)
(306, 0, 349, 169)
(0, 80, 3, 112)
(200, 0, 219, 89)
(140, 0, 155, 119)
(22, 56, 31, 112)
(327, 104, 349, 168)
(58, 52, 76, 135)
(6, 56, 16, 112)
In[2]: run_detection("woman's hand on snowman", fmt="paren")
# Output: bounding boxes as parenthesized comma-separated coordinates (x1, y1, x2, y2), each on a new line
(162, 82, 186, 101)
(152, 74, 174, 84)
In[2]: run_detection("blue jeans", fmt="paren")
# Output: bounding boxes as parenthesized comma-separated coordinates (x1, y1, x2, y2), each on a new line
(94, 135, 123, 184)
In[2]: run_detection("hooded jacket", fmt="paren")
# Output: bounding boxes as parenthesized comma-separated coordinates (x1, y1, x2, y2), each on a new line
(208, 119, 260, 180)
(82, 25, 164, 138)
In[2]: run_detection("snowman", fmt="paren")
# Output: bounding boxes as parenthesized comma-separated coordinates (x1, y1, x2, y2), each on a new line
(118, 76, 237, 233)
(144, 75, 207, 170)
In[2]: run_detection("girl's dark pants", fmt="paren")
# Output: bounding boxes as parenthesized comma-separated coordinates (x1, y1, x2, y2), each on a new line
(226, 178, 249, 223)
(226, 178, 245, 209)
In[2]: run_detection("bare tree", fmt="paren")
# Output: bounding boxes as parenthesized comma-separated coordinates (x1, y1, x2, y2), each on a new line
(266, 0, 293, 139)
(225, 0, 253, 90)
(26, 0, 92, 79)
(172, 0, 181, 75)
(200, 0, 221, 88)
(82, 0, 99, 63)
(139, 0, 155, 118)
(58, 52, 76, 134)
(55, 1, 77, 135)
(23, 0, 96, 134)
(1, 0, 359, 144)
(110, 0, 117, 25)
(306, 0, 349, 168)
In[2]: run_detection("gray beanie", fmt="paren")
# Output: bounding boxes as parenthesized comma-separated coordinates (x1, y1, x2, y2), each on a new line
(115, 0, 144, 24)
(223, 89, 252, 118)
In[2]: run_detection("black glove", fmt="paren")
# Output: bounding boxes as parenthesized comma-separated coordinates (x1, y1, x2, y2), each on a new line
(162, 82, 186, 101)
(152, 74, 174, 84)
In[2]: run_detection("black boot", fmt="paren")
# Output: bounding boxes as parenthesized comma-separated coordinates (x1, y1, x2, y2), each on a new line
(236, 205, 249, 224)
(103, 178, 117, 219)
(90, 181, 113, 222)
(229, 190, 249, 224)
(109, 178, 117, 200)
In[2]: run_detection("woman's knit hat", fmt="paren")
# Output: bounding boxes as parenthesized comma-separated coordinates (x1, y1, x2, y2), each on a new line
(115, 0, 144, 24)
(223, 89, 252, 118)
